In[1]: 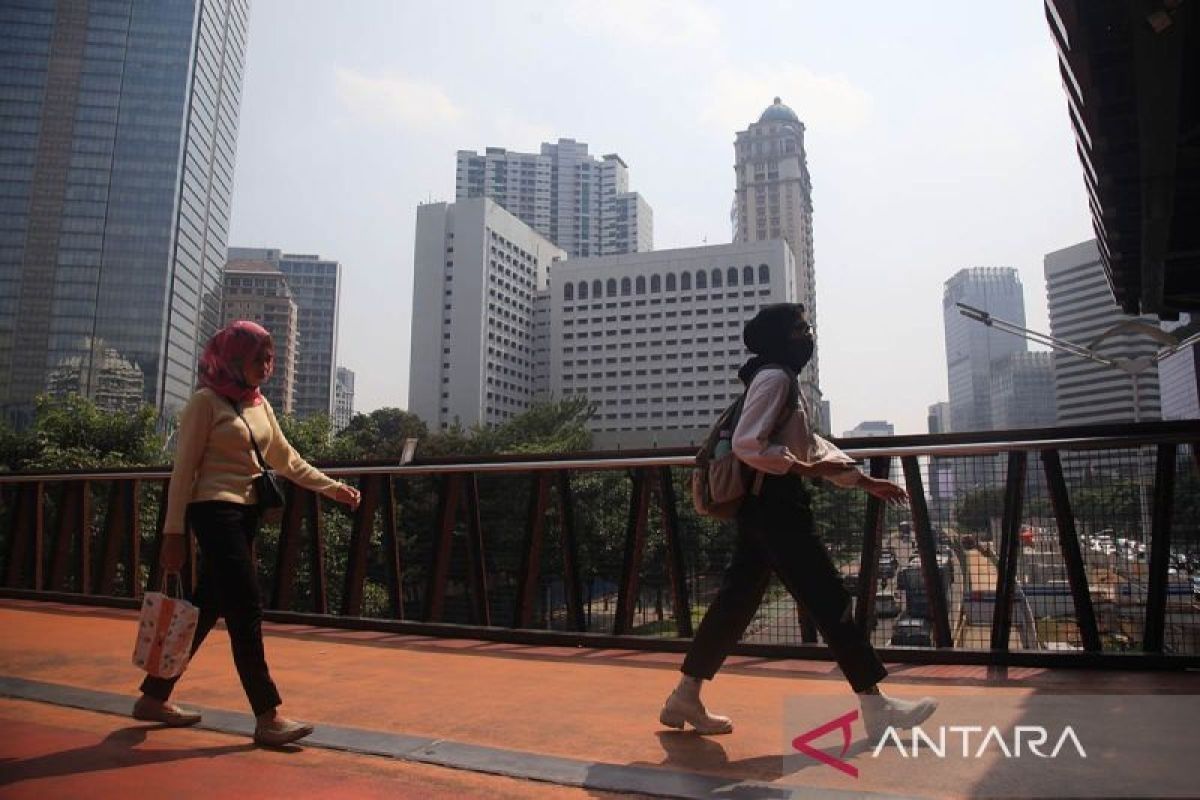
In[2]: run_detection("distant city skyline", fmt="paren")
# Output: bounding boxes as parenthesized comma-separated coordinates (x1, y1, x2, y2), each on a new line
(227, 2, 1100, 433)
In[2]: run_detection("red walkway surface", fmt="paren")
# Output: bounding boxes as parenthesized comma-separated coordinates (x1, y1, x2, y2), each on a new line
(0, 599, 1196, 799)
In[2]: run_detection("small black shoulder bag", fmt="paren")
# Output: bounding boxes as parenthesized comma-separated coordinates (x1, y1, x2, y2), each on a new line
(228, 399, 286, 510)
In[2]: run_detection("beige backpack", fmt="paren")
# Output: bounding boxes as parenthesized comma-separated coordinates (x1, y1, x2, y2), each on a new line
(691, 365, 798, 519)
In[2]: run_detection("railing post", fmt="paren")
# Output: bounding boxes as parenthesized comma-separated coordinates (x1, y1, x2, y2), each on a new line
(341, 475, 379, 617)
(50, 481, 84, 592)
(462, 473, 490, 627)
(147, 479, 169, 597)
(308, 487, 328, 614)
(514, 473, 550, 628)
(381, 476, 403, 619)
(855, 457, 891, 633)
(657, 466, 693, 638)
(991, 451, 1027, 653)
(424, 474, 462, 622)
(272, 483, 305, 610)
(614, 469, 650, 635)
(1041, 449, 1101, 652)
(4, 482, 41, 590)
(903, 456, 952, 648)
(1144, 444, 1176, 653)
(556, 471, 585, 632)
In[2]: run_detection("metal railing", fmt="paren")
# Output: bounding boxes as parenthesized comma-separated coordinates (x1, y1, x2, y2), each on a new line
(2, 420, 1198, 669)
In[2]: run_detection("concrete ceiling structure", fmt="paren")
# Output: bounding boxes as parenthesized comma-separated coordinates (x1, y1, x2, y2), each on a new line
(1047, 0, 1198, 319)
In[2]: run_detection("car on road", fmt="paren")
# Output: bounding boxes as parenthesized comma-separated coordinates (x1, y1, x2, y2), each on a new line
(890, 615, 933, 646)
(875, 590, 899, 618)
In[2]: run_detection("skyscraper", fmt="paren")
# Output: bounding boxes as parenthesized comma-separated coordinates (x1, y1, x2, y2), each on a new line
(989, 352, 1055, 430)
(1045, 240, 1162, 425)
(333, 366, 355, 433)
(942, 268, 1028, 432)
(221, 260, 299, 415)
(409, 198, 564, 430)
(227, 248, 342, 420)
(455, 139, 653, 258)
(733, 98, 819, 404)
(0, 0, 250, 426)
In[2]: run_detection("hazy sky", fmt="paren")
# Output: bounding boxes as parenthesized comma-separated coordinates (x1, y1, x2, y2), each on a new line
(227, 1, 1094, 435)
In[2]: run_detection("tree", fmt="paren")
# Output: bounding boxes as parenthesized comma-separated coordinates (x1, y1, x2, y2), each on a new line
(955, 487, 1006, 534)
(6, 394, 166, 470)
(329, 408, 427, 461)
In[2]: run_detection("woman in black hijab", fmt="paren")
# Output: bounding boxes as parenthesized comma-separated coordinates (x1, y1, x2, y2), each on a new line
(659, 303, 937, 740)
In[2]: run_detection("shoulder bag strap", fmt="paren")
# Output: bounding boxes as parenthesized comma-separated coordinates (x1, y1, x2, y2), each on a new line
(227, 398, 271, 471)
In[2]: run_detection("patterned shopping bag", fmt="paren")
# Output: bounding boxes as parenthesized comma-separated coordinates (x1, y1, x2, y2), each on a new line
(132, 574, 199, 679)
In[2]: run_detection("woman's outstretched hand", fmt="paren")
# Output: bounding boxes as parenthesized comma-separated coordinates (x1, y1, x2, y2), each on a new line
(862, 477, 909, 506)
(333, 482, 362, 511)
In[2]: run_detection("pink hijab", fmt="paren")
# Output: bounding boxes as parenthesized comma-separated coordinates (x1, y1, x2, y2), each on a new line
(197, 320, 273, 407)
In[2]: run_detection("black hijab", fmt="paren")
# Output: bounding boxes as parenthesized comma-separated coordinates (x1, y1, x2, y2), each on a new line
(737, 303, 813, 386)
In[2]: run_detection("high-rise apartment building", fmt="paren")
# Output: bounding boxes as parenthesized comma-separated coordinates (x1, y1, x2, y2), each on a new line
(548, 240, 797, 449)
(455, 139, 653, 258)
(942, 268, 1028, 432)
(0, 0, 250, 425)
(221, 260, 299, 415)
(409, 198, 565, 430)
(733, 98, 819, 404)
(333, 366, 355, 433)
(1045, 240, 1162, 425)
(989, 352, 1055, 429)
(227, 248, 342, 420)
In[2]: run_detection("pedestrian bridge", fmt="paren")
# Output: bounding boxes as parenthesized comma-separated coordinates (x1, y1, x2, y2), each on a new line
(1, 421, 1198, 797)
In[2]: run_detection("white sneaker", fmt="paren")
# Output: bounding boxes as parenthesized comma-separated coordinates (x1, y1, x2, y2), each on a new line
(659, 690, 734, 735)
(860, 693, 938, 740)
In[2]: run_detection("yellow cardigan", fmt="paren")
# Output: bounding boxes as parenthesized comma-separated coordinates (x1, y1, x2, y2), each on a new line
(164, 388, 341, 535)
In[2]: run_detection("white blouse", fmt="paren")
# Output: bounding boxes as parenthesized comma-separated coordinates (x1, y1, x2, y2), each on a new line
(731, 367, 863, 488)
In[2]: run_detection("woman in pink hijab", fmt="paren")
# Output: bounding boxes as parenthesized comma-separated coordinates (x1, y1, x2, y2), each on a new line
(133, 321, 360, 747)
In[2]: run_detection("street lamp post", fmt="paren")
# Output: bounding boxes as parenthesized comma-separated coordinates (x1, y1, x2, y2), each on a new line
(956, 302, 1199, 538)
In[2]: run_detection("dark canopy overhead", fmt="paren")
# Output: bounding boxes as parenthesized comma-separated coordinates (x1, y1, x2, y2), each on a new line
(1046, 0, 1198, 318)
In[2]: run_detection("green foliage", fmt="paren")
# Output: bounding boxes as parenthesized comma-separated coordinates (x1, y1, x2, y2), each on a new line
(330, 408, 427, 460)
(0, 394, 165, 471)
(955, 487, 1006, 534)
(277, 413, 336, 461)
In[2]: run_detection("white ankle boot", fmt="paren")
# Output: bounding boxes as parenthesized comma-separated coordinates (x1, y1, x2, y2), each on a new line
(659, 688, 734, 735)
(859, 692, 938, 740)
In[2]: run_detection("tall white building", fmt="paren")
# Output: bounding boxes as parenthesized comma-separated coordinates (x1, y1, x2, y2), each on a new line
(733, 98, 819, 404)
(409, 198, 565, 430)
(549, 240, 796, 449)
(456, 139, 653, 258)
(1045, 240, 1162, 425)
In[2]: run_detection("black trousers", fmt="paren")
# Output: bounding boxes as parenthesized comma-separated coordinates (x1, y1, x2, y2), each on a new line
(682, 474, 887, 693)
(141, 501, 282, 716)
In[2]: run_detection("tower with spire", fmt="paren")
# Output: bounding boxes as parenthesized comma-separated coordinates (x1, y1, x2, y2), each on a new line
(733, 98, 820, 410)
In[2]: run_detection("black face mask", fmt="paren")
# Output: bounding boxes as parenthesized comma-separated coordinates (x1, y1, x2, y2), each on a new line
(777, 334, 814, 372)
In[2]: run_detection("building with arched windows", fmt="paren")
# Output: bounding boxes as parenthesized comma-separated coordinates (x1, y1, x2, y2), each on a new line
(548, 240, 800, 449)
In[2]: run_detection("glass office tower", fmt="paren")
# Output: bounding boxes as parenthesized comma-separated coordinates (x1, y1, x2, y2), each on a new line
(0, 0, 249, 426)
